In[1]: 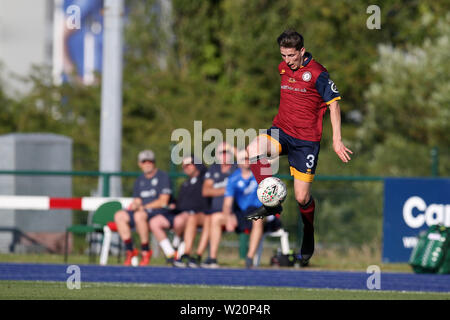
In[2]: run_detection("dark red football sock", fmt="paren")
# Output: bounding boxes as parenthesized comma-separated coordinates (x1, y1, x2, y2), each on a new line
(250, 158, 272, 184)
(124, 238, 133, 251)
(141, 242, 149, 252)
(299, 197, 315, 235)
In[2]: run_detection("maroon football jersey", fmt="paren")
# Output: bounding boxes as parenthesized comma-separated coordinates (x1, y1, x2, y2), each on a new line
(272, 53, 341, 142)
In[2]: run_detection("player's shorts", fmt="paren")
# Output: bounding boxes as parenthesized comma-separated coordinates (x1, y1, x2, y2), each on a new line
(234, 206, 258, 233)
(204, 208, 219, 215)
(263, 126, 320, 182)
(205, 196, 224, 215)
(264, 215, 282, 233)
(182, 210, 200, 215)
(205, 203, 224, 215)
(149, 208, 177, 229)
(173, 208, 206, 216)
(127, 208, 175, 229)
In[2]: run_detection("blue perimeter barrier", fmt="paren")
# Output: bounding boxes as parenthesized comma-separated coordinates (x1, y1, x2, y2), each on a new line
(0, 263, 449, 293)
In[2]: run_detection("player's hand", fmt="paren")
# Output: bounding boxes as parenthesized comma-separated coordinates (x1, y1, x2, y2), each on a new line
(333, 140, 353, 163)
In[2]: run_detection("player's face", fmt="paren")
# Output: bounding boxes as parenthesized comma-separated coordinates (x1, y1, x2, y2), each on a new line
(139, 159, 156, 174)
(280, 47, 305, 71)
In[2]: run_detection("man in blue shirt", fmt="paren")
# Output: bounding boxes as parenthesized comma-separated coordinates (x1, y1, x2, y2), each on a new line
(206, 149, 280, 268)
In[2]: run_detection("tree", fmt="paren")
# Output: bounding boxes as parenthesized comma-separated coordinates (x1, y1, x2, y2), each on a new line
(358, 14, 450, 176)
(3, 0, 449, 249)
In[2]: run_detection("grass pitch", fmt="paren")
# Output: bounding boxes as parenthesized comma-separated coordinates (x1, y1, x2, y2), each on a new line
(2, 244, 447, 301)
(0, 281, 448, 300)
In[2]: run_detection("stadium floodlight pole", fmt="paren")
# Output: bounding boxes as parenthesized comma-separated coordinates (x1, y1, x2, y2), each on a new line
(98, 0, 124, 197)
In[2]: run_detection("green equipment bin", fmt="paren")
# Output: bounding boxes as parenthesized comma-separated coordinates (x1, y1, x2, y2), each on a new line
(409, 224, 450, 274)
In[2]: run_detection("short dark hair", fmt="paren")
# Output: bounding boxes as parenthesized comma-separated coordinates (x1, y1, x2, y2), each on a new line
(277, 30, 304, 50)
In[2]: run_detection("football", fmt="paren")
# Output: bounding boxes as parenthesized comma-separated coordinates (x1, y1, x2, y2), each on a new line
(257, 177, 287, 207)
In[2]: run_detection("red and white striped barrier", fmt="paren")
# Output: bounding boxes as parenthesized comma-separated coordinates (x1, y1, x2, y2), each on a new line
(0, 196, 133, 211)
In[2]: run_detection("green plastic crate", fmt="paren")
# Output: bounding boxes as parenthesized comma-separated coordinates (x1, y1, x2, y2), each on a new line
(438, 240, 450, 274)
(409, 225, 450, 274)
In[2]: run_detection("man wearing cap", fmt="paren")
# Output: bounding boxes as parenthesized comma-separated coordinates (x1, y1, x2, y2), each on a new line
(114, 149, 176, 266)
(199, 142, 238, 268)
(173, 156, 210, 268)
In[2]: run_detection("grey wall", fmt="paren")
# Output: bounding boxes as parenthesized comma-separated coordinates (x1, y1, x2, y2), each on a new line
(0, 133, 72, 252)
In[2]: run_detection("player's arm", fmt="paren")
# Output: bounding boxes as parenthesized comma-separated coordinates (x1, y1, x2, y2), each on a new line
(222, 196, 235, 232)
(222, 196, 233, 218)
(329, 100, 353, 163)
(144, 174, 172, 209)
(315, 71, 353, 163)
(129, 197, 143, 211)
(130, 180, 143, 211)
(202, 179, 225, 197)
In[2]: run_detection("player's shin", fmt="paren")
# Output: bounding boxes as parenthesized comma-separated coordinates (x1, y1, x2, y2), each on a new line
(298, 197, 315, 264)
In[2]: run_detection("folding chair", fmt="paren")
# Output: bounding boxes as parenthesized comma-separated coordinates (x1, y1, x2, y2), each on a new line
(253, 228, 290, 267)
(64, 201, 122, 263)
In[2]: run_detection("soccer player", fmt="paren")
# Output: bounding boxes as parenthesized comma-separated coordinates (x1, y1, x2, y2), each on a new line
(246, 30, 353, 266)
(114, 149, 174, 266)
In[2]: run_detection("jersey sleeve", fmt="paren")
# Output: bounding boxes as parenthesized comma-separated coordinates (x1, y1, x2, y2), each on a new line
(315, 71, 341, 105)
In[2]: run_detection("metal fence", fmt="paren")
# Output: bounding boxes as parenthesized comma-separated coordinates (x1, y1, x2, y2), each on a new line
(0, 144, 447, 255)
(0, 169, 386, 250)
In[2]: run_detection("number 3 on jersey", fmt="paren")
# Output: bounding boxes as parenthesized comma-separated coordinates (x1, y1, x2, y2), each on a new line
(306, 154, 315, 169)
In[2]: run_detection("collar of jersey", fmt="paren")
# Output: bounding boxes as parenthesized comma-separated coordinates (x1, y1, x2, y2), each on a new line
(300, 52, 312, 68)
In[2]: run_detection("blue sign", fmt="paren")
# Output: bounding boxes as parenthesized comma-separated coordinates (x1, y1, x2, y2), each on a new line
(63, 0, 104, 83)
(382, 178, 450, 262)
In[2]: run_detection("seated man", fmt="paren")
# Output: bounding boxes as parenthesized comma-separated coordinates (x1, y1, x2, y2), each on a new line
(173, 156, 210, 268)
(147, 202, 189, 265)
(206, 149, 271, 268)
(114, 149, 173, 266)
(199, 143, 237, 268)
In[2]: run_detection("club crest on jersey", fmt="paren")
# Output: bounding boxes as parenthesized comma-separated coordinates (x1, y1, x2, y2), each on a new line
(302, 71, 312, 82)
(151, 178, 158, 186)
